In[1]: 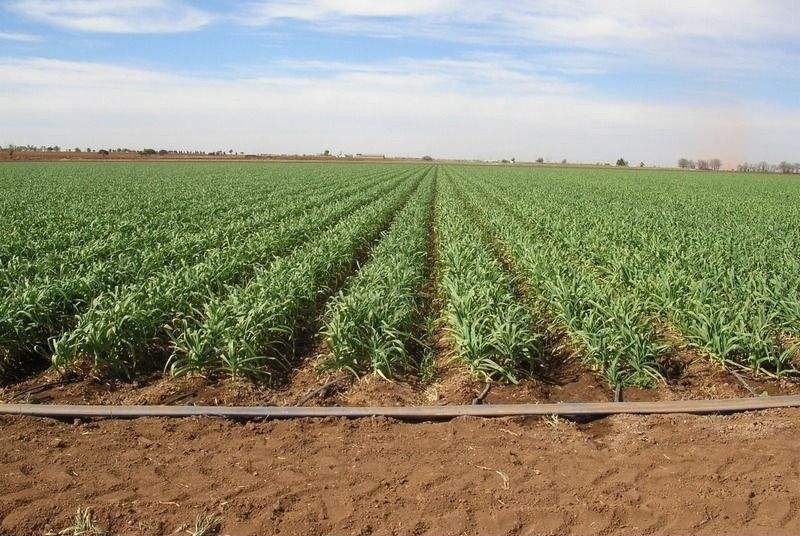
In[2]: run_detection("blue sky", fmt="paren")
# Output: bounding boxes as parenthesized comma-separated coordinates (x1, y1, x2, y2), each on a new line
(1, 1, 798, 165)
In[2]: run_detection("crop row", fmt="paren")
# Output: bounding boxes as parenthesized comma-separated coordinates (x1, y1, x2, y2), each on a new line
(0, 164, 346, 266)
(50, 167, 423, 377)
(0, 168, 397, 353)
(167, 167, 431, 379)
(0, 164, 418, 379)
(319, 168, 436, 378)
(2, 162, 799, 390)
(449, 167, 664, 387)
(433, 167, 542, 382)
(0, 165, 391, 289)
(452, 165, 800, 383)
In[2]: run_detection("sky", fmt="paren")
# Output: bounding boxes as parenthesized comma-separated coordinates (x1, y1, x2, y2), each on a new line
(1, 1, 799, 166)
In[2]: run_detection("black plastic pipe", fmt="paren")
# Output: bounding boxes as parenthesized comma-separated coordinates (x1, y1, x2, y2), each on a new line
(2, 395, 799, 421)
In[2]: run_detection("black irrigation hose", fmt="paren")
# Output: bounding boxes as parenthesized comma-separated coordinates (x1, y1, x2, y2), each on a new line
(471, 381, 492, 405)
(7, 379, 71, 401)
(295, 376, 349, 406)
(728, 369, 760, 397)
(2, 396, 800, 421)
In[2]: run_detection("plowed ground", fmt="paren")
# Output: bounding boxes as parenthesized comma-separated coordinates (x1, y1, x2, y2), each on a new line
(1, 409, 799, 536)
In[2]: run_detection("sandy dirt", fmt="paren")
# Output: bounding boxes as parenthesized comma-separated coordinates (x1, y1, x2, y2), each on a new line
(3, 352, 799, 408)
(1, 409, 799, 536)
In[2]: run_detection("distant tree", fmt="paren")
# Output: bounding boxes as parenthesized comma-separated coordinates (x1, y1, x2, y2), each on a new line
(323, 149, 331, 156)
(616, 158, 628, 167)
(510, 157, 515, 163)
(86, 148, 92, 153)
(98, 149, 109, 155)
(710, 158, 722, 171)
(696, 159, 710, 171)
(158, 149, 168, 155)
(678, 158, 691, 169)
(141, 148, 157, 155)
(639, 161, 645, 167)
(74, 147, 81, 153)
(561, 158, 567, 164)
(421, 155, 433, 161)
(535, 157, 544, 163)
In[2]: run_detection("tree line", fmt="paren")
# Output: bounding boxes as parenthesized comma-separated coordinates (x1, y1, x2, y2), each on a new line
(736, 161, 800, 174)
(678, 157, 800, 174)
(677, 158, 722, 171)
(1, 145, 242, 157)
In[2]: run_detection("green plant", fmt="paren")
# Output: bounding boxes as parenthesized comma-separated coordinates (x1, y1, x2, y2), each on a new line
(320, 173, 435, 378)
(186, 513, 222, 536)
(47, 508, 106, 536)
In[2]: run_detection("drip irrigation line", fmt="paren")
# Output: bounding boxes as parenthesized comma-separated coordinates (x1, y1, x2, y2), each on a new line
(471, 381, 492, 405)
(728, 369, 760, 397)
(2, 395, 800, 421)
(7, 379, 71, 401)
(295, 376, 349, 406)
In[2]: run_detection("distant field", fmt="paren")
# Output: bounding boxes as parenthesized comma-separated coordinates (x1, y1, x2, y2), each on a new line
(1, 162, 799, 393)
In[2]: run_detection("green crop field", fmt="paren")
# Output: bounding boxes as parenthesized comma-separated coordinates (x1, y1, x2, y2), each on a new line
(1, 162, 799, 391)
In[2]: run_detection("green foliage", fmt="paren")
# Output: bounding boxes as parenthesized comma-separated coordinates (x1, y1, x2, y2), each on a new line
(450, 165, 800, 384)
(435, 168, 542, 383)
(167, 168, 429, 380)
(1, 162, 799, 387)
(0, 163, 416, 378)
(320, 172, 435, 378)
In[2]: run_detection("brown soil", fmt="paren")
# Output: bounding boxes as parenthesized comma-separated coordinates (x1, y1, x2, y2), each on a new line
(4, 353, 800, 407)
(2, 409, 800, 536)
(0, 372, 280, 406)
(0, 151, 425, 163)
(624, 347, 800, 402)
(3, 315, 798, 408)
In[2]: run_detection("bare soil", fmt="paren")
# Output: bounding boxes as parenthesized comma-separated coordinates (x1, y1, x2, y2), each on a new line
(3, 351, 800, 407)
(0, 151, 422, 163)
(2, 409, 800, 536)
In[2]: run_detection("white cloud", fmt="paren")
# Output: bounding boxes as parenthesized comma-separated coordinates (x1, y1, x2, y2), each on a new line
(8, 1, 795, 77)
(243, 0, 799, 74)
(501, 1, 798, 45)
(0, 31, 42, 42)
(0, 58, 185, 86)
(244, 0, 457, 23)
(9, 0, 212, 33)
(1, 57, 797, 166)
(277, 56, 584, 95)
